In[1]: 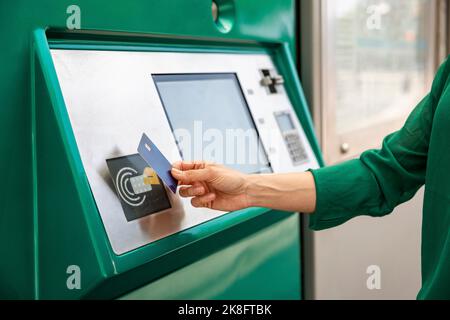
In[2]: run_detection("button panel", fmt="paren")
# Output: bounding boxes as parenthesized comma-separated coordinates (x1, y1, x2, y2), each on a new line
(284, 132, 308, 165)
(274, 111, 309, 166)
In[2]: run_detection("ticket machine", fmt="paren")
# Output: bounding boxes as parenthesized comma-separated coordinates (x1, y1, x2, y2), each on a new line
(0, 0, 323, 299)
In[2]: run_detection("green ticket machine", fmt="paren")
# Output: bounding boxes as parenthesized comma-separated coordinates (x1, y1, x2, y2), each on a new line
(0, 0, 323, 299)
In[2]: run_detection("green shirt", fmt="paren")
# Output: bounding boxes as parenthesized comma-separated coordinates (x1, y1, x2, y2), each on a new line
(310, 57, 450, 300)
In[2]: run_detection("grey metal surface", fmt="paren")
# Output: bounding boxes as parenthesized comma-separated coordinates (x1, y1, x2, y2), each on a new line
(51, 49, 319, 255)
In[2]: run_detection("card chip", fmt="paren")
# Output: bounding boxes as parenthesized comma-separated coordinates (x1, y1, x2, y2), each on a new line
(143, 167, 161, 185)
(130, 175, 153, 195)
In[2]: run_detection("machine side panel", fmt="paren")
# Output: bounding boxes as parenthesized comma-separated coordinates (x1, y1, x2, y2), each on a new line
(120, 215, 301, 300)
(33, 39, 113, 299)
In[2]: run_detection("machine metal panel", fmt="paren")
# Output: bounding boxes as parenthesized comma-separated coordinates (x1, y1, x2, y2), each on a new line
(51, 49, 319, 255)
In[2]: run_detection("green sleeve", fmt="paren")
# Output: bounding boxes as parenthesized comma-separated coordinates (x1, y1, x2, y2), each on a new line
(309, 58, 450, 231)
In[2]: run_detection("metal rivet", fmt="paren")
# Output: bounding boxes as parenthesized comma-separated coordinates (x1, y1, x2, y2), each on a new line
(340, 143, 350, 154)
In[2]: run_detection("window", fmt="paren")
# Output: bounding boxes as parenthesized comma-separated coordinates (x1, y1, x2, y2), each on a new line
(302, 0, 440, 164)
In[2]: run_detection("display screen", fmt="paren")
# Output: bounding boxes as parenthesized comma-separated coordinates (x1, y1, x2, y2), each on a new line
(275, 113, 295, 132)
(153, 73, 272, 174)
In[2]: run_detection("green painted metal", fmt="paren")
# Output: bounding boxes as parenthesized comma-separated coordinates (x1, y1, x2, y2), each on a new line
(0, 0, 322, 299)
(119, 215, 301, 300)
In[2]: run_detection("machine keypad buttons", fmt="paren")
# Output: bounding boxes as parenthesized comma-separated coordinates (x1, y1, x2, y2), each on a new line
(283, 133, 308, 165)
(274, 111, 309, 166)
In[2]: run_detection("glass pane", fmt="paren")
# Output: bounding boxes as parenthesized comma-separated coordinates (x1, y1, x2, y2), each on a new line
(328, 0, 434, 134)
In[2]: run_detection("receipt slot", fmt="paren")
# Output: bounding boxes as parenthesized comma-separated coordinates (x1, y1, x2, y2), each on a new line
(0, 0, 323, 299)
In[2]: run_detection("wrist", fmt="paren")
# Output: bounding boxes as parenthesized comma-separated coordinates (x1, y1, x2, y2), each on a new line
(244, 174, 267, 208)
(243, 171, 317, 213)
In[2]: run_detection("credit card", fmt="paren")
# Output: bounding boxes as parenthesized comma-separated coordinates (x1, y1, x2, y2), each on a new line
(137, 133, 178, 193)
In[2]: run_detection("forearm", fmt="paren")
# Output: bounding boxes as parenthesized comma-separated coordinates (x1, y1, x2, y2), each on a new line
(245, 171, 317, 213)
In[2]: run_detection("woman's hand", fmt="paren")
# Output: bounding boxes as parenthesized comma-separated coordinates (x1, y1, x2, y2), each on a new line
(171, 161, 250, 211)
(172, 161, 317, 213)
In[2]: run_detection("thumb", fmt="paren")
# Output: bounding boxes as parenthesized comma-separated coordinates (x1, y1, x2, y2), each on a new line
(171, 167, 213, 184)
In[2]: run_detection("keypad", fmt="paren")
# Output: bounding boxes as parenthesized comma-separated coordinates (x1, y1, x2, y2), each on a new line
(284, 133, 308, 165)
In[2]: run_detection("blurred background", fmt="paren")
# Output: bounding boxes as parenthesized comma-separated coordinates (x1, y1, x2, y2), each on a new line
(299, 0, 449, 299)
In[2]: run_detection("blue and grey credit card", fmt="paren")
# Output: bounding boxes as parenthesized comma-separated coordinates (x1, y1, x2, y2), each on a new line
(137, 133, 178, 193)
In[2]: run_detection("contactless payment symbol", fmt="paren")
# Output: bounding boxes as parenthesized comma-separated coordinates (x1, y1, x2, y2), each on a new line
(106, 154, 171, 222)
(115, 167, 148, 207)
